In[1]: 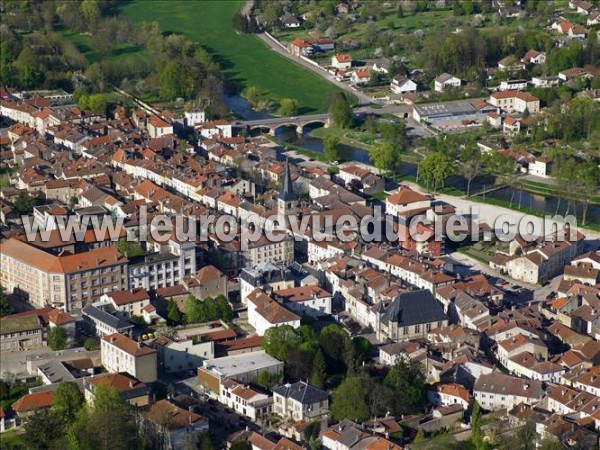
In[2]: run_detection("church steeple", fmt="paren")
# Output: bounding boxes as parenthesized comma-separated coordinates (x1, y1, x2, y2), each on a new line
(278, 157, 295, 202)
(278, 157, 297, 222)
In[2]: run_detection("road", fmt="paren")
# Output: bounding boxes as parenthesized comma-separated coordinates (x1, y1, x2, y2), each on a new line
(257, 32, 374, 105)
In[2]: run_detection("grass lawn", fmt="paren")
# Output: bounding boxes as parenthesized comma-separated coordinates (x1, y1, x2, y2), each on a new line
(0, 429, 26, 448)
(56, 28, 149, 66)
(120, 0, 344, 114)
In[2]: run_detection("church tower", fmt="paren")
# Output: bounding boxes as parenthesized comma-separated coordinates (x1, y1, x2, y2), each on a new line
(277, 158, 297, 225)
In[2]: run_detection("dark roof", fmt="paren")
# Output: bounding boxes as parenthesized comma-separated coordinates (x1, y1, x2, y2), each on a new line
(278, 158, 295, 202)
(82, 305, 133, 331)
(273, 381, 328, 404)
(383, 289, 447, 327)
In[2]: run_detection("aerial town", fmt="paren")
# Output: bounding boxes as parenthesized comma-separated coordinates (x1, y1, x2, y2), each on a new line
(0, 1, 599, 450)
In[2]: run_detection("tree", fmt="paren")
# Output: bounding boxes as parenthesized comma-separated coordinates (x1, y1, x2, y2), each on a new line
(384, 358, 426, 415)
(461, 144, 482, 196)
(331, 376, 369, 421)
(23, 409, 64, 449)
(262, 325, 301, 361)
(311, 348, 327, 388)
(69, 385, 141, 450)
(84, 338, 99, 351)
(244, 86, 261, 107)
(278, 98, 299, 116)
(413, 428, 425, 446)
(255, 370, 281, 391)
(214, 295, 234, 322)
(0, 380, 9, 400)
(47, 326, 67, 351)
(230, 441, 251, 450)
(371, 142, 401, 176)
(160, 61, 195, 101)
(352, 337, 372, 367)
(87, 94, 107, 115)
(167, 299, 183, 325)
(470, 400, 485, 450)
(329, 94, 354, 128)
(343, 336, 356, 376)
(418, 151, 456, 192)
(319, 324, 351, 373)
(53, 382, 84, 424)
(81, 0, 100, 25)
(0, 285, 12, 316)
(323, 135, 340, 162)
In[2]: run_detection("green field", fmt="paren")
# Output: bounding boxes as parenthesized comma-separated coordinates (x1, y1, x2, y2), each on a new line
(119, 0, 344, 114)
(57, 28, 149, 65)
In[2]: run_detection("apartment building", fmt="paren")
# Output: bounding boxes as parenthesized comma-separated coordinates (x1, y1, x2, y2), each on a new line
(101, 332, 158, 383)
(219, 378, 272, 422)
(0, 238, 128, 312)
(152, 335, 214, 373)
(272, 381, 329, 421)
(474, 372, 544, 411)
(488, 90, 540, 113)
(0, 315, 44, 352)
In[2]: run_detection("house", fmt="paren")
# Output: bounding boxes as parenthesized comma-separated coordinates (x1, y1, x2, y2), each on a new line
(486, 112, 502, 129)
(503, 117, 521, 135)
(499, 79, 529, 91)
(372, 58, 390, 74)
(11, 392, 54, 420)
(558, 67, 595, 82)
(190, 265, 227, 300)
(288, 38, 313, 57)
(338, 165, 384, 194)
(145, 400, 209, 449)
(247, 288, 301, 336)
(497, 55, 525, 72)
(528, 157, 553, 178)
(530, 76, 560, 89)
(273, 381, 329, 421)
(308, 37, 335, 52)
(488, 91, 540, 114)
(427, 383, 471, 410)
(379, 341, 427, 366)
(331, 54, 352, 70)
(474, 372, 544, 411)
(280, 13, 300, 28)
(587, 10, 600, 25)
(390, 75, 417, 95)
(351, 69, 372, 85)
(198, 351, 284, 398)
(570, 0, 595, 15)
(147, 115, 173, 139)
(240, 262, 295, 305)
(521, 50, 546, 65)
(101, 332, 158, 383)
(385, 186, 431, 217)
(374, 289, 448, 342)
(83, 372, 150, 407)
(101, 288, 151, 318)
(272, 285, 333, 317)
(219, 378, 272, 422)
(434, 73, 461, 92)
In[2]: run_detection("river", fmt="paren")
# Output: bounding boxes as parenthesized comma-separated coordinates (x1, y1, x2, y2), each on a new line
(229, 97, 599, 225)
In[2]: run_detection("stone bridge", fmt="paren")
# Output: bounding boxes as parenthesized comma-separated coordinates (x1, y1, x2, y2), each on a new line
(238, 113, 330, 136)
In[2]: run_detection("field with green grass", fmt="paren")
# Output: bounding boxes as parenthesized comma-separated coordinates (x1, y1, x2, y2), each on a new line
(57, 27, 150, 66)
(119, 0, 344, 114)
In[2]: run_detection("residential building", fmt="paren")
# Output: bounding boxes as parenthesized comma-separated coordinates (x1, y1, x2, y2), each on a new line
(385, 186, 431, 217)
(331, 54, 352, 70)
(427, 383, 471, 410)
(488, 91, 540, 114)
(0, 314, 44, 352)
(529, 157, 553, 178)
(145, 400, 209, 449)
(247, 288, 301, 336)
(390, 76, 418, 95)
(147, 115, 173, 138)
(434, 73, 461, 92)
(351, 69, 371, 85)
(474, 372, 544, 411)
(219, 378, 272, 422)
(101, 288, 151, 318)
(272, 285, 333, 317)
(240, 263, 295, 305)
(101, 332, 158, 383)
(0, 238, 128, 312)
(273, 381, 329, 421)
(83, 372, 150, 407)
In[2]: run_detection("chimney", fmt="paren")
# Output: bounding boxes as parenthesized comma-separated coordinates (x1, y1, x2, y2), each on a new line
(130, 380, 135, 388)
(188, 406, 194, 425)
(137, 341, 143, 349)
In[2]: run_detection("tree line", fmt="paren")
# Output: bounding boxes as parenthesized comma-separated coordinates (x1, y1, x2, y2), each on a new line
(1, 0, 227, 115)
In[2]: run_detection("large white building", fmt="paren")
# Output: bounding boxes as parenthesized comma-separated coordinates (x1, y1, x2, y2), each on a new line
(101, 333, 157, 383)
(474, 372, 544, 411)
(247, 288, 301, 336)
(272, 381, 329, 421)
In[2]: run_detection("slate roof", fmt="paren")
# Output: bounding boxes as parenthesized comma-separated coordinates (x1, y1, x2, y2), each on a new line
(382, 289, 447, 327)
(82, 305, 133, 331)
(273, 381, 328, 404)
